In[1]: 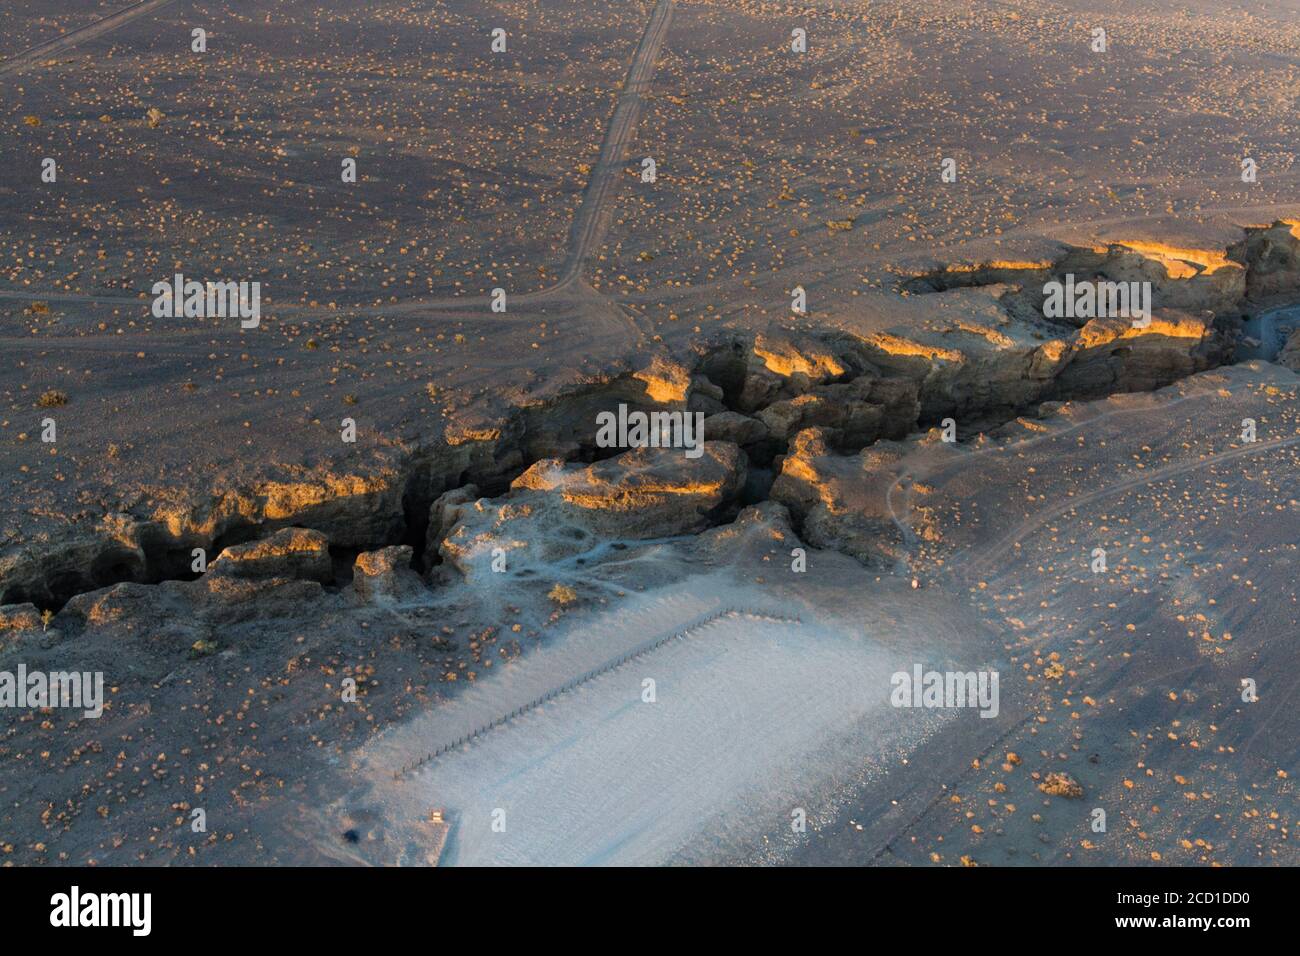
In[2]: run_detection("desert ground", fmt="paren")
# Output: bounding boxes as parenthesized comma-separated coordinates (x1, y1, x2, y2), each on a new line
(1, 0, 1297, 866)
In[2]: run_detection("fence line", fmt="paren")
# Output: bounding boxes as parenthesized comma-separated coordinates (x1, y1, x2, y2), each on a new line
(392, 607, 800, 779)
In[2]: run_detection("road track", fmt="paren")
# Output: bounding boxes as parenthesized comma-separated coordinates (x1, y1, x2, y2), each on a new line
(885, 384, 1221, 560)
(0, 0, 179, 77)
(1, 0, 676, 319)
(961, 431, 1300, 580)
(553, 0, 673, 289)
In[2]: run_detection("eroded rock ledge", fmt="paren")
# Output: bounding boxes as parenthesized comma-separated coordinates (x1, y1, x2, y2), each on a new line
(3, 222, 1300, 617)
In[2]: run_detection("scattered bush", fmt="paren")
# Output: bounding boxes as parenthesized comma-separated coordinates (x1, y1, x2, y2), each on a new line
(547, 583, 578, 605)
(1038, 772, 1084, 798)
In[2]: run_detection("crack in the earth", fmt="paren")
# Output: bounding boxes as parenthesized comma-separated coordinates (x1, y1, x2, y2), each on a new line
(4, 233, 1296, 615)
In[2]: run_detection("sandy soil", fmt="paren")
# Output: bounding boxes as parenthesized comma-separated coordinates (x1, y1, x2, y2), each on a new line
(787, 362, 1299, 866)
(1, 1, 1297, 867)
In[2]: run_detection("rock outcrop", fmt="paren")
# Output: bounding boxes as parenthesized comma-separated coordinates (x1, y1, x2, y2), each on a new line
(1229, 221, 1300, 300)
(435, 443, 748, 580)
(0, 603, 43, 632)
(208, 528, 333, 583)
(351, 546, 425, 604)
(769, 428, 906, 567)
(1053, 310, 1223, 396)
(5, 225, 1294, 616)
(1280, 328, 1300, 373)
(0, 603, 43, 651)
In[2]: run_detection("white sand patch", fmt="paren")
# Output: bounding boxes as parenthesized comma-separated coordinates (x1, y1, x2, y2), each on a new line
(354, 577, 955, 865)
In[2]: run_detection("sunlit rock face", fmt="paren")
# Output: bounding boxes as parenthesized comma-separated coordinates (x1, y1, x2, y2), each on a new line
(1230, 221, 1300, 300)
(769, 428, 907, 568)
(351, 546, 425, 605)
(436, 443, 748, 581)
(208, 528, 334, 584)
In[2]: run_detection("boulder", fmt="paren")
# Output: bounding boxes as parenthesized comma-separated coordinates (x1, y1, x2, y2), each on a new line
(703, 410, 769, 446)
(0, 603, 42, 632)
(352, 546, 425, 604)
(208, 528, 333, 583)
(0, 603, 44, 651)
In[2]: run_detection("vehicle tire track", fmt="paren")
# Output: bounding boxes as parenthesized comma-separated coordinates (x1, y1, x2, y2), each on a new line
(554, 0, 673, 288)
(0, 0, 179, 77)
(2, 0, 674, 318)
(885, 384, 1225, 560)
(961, 432, 1300, 581)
